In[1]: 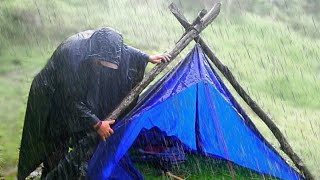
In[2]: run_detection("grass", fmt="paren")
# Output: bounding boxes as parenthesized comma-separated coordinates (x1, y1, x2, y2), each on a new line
(134, 154, 276, 180)
(0, 0, 320, 178)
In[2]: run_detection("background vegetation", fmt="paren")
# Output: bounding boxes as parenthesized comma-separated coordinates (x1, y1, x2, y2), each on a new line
(0, 0, 319, 179)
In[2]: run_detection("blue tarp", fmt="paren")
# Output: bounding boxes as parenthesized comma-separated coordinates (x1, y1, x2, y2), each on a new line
(87, 45, 302, 180)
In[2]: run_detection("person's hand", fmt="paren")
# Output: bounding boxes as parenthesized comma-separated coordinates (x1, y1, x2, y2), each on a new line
(95, 120, 115, 141)
(148, 54, 171, 64)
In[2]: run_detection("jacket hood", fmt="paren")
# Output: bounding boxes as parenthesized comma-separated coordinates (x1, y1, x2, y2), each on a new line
(86, 27, 123, 66)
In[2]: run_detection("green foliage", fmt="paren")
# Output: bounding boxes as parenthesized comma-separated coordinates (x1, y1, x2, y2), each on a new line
(224, 0, 320, 39)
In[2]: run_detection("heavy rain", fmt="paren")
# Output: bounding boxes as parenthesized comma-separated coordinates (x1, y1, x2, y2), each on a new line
(0, 0, 319, 179)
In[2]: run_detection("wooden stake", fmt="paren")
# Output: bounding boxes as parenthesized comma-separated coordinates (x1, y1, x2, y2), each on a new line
(168, 3, 314, 179)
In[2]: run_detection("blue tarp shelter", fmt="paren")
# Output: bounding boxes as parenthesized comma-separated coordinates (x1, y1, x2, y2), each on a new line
(87, 45, 302, 180)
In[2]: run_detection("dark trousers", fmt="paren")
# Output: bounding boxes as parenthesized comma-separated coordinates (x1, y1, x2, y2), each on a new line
(41, 132, 100, 180)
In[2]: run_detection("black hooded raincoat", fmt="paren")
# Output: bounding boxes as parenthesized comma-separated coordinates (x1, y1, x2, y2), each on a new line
(18, 28, 149, 179)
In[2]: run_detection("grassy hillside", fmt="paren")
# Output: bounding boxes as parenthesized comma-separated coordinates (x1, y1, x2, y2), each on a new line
(0, 0, 319, 178)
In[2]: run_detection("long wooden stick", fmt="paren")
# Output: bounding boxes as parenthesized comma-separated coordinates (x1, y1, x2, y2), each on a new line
(105, 3, 221, 120)
(168, 3, 314, 179)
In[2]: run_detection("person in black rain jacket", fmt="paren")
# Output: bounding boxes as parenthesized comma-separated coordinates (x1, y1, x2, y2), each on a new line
(18, 27, 170, 179)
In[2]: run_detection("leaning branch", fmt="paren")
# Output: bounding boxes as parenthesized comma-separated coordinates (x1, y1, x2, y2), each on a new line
(106, 3, 221, 120)
(168, 3, 314, 179)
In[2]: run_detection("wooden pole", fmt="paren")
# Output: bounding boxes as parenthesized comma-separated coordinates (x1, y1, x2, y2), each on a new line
(105, 3, 221, 120)
(168, 3, 314, 179)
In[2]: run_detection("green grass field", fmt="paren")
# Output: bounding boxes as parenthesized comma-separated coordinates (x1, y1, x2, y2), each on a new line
(0, 0, 319, 179)
(134, 154, 276, 180)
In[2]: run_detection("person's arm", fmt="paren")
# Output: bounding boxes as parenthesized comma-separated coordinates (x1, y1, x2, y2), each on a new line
(126, 45, 171, 64)
(75, 101, 100, 127)
(75, 102, 115, 141)
(126, 45, 149, 63)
